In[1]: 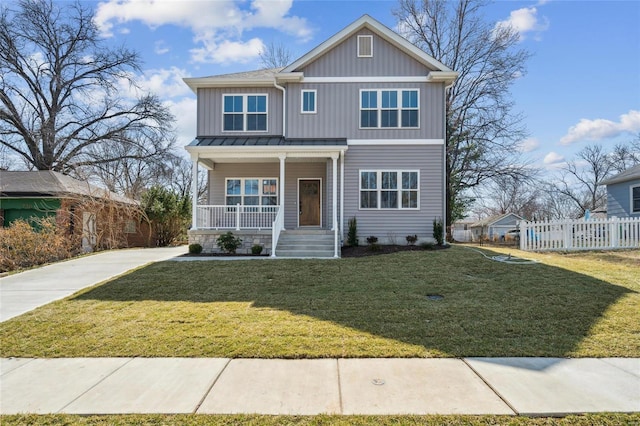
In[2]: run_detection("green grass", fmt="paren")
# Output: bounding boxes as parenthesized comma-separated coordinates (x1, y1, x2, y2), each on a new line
(2, 414, 638, 426)
(1, 246, 638, 358)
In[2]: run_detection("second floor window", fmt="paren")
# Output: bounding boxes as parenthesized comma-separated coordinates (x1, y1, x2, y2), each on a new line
(223, 94, 267, 132)
(301, 90, 317, 113)
(360, 89, 419, 129)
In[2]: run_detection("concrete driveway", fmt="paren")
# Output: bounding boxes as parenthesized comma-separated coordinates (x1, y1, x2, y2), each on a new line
(0, 246, 186, 322)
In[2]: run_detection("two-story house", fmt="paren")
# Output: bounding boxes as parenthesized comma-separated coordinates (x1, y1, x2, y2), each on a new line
(184, 15, 457, 257)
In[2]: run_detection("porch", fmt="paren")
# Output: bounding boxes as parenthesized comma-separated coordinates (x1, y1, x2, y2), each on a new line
(186, 137, 348, 258)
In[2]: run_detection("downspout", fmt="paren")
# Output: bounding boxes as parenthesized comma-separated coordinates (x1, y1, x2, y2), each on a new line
(443, 81, 454, 243)
(274, 79, 286, 137)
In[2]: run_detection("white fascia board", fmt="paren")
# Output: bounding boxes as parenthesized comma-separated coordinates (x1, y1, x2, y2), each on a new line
(275, 72, 304, 82)
(427, 71, 459, 84)
(303, 76, 430, 83)
(347, 139, 444, 145)
(182, 77, 275, 92)
(282, 14, 453, 73)
(186, 144, 347, 158)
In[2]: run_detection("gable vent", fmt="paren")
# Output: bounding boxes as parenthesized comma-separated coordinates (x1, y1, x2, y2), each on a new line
(357, 35, 373, 57)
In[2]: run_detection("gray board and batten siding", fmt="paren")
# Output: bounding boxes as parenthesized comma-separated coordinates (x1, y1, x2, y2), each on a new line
(197, 87, 283, 137)
(341, 145, 444, 243)
(286, 81, 444, 140)
(297, 28, 439, 77)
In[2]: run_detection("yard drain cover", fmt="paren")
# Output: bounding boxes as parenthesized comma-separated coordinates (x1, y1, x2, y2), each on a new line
(426, 294, 444, 301)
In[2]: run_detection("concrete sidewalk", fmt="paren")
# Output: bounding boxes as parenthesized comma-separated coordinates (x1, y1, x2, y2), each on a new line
(1, 357, 638, 416)
(0, 246, 186, 322)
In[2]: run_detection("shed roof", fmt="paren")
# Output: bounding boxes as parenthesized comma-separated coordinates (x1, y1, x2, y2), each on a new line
(600, 164, 640, 185)
(470, 212, 523, 228)
(0, 171, 137, 205)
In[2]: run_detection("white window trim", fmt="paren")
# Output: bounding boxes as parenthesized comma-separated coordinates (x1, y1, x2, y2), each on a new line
(358, 89, 420, 130)
(221, 94, 269, 133)
(225, 177, 279, 209)
(357, 35, 373, 58)
(359, 170, 420, 210)
(301, 89, 317, 114)
(631, 184, 640, 214)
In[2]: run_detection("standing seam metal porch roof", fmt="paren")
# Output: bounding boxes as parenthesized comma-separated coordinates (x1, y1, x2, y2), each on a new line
(189, 137, 348, 147)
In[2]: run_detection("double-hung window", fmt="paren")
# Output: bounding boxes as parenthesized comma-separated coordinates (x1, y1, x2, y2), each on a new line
(632, 185, 640, 213)
(360, 170, 419, 209)
(360, 89, 419, 129)
(226, 178, 278, 211)
(223, 94, 267, 132)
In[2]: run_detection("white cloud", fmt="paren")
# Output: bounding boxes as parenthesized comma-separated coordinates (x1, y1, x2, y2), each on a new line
(116, 67, 192, 100)
(94, 0, 312, 64)
(190, 38, 265, 65)
(495, 6, 549, 41)
(560, 110, 640, 145)
(519, 137, 540, 153)
(543, 151, 564, 165)
(154, 40, 170, 55)
(165, 97, 197, 148)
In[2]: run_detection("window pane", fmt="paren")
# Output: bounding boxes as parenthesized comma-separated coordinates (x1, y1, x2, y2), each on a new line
(402, 90, 418, 108)
(247, 114, 267, 131)
(303, 91, 315, 112)
(247, 96, 257, 112)
(224, 96, 234, 112)
(245, 179, 259, 195)
(361, 110, 377, 127)
(402, 172, 418, 189)
(262, 179, 277, 195)
(361, 172, 377, 189)
(381, 191, 398, 208)
(402, 191, 418, 208)
(262, 196, 278, 206)
(381, 91, 397, 108)
(361, 91, 377, 108)
(226, 196, 241, 206)
(361, 191, 377, 208)
(244, 196, 259, 206)
(224, 95, 242, 112)
(226, 179, 241, 195)
(382, 172, 397, 189)
(401, 110, 418, 127)
(234, 96, 243, 112)
(381, 110, 398, 127)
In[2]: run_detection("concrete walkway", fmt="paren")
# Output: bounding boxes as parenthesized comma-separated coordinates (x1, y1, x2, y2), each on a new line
(1, 357, 638, 415)
(0, 246, 186, 322)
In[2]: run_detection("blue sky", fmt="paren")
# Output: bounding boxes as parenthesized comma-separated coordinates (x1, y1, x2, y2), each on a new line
(91, 0, 640, 169)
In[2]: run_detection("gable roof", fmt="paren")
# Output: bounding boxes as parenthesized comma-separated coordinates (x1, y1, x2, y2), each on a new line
(283, 14, 454, 76)
(600, 164, 640, 185)
(183, 14, 457, 92)
(0, 171, 137, 205)
(470, 213, 523, 228)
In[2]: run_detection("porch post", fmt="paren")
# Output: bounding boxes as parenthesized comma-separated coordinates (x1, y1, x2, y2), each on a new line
(331, 153, 339, 257)
(191, 155, 198, 230)
(279, 154, 286, 230)
(340, 150, 345, 243)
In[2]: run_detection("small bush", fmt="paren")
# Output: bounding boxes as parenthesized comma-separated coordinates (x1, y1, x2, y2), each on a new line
(366, 236, 378, 245)
(347, 217, 358, 246)
(251, 244, 263, 255)
(216, 232, 243, 254)
(188, 243, 203, 254)
(420, 242, 435, 250)
(433, 217, 444, 245)
(406, 234, 418, 245)
(0, 217, 77, 272)
(368, 243, 381, 252)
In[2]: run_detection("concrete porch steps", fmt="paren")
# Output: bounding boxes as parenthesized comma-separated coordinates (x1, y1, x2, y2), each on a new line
(275, 230, 336, 258)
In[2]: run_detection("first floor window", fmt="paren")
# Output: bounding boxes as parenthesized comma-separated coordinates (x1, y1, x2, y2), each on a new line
(633, 185, 640, 213)
(360, 170, 419, 209)
(223, 94, 267, 132)
(226, 178, 278, 210)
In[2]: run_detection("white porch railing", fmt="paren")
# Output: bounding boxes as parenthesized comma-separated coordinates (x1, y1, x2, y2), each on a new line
(271, 205, 285, 258)
(196, 205, 279, 230)
(519, 217, 640, 252)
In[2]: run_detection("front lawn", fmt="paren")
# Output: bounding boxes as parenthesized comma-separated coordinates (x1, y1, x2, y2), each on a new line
(1, 246, 638, 358)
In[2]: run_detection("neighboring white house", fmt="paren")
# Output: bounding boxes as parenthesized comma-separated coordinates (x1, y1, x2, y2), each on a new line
(469, 213, 523, 241)
(600, 164, 640, 218)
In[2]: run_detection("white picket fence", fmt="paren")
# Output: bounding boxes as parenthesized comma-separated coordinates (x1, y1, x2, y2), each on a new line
(519, 217, 640, 252)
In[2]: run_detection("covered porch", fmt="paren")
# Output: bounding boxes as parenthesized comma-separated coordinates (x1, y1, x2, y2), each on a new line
(186, 137, 347, 257)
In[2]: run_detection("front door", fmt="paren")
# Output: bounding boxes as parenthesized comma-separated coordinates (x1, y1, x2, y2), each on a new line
(299, 179, 321, 226)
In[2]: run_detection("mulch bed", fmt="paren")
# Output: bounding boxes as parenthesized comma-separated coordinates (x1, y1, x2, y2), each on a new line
(341, 244, 448, 257)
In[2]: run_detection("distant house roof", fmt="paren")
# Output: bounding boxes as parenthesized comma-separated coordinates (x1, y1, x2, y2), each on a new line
(189, 137, 348, 147)
(470, 213, 523, 228)
(0, 171, 137, 205)
(600, 164, 640, 186)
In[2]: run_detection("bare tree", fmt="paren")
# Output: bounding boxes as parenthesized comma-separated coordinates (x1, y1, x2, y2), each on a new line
(473, 175, 542, 220)
(0, 0, 175, 173)
(609, 134, 640, 173)
(394, 0, 532, 232)
(259, 41, 293, 68)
